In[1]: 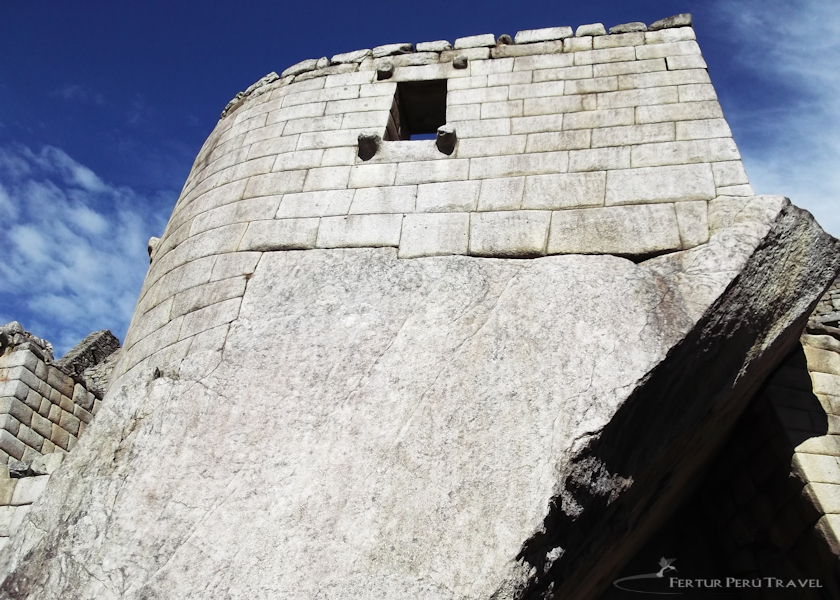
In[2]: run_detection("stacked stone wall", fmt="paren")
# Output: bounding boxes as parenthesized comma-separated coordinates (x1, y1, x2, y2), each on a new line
(118, 16, 755, 378)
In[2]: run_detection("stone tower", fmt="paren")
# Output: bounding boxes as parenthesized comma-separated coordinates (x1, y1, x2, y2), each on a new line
(1, 14, 839, 600)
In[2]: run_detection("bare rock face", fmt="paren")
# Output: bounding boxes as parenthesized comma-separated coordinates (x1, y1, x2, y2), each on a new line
(0, 196, 837, 599)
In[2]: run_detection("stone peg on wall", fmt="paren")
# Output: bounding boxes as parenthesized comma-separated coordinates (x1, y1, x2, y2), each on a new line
(436, 124, 457, 155)
(147, 237, 161, 263)
(357, 132, 382, 161)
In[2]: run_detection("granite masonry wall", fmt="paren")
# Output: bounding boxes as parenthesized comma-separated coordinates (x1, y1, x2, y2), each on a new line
(118, 14, 755, 378)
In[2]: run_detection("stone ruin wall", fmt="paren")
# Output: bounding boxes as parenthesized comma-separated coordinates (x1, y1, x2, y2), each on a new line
(118, 14, 756, 380)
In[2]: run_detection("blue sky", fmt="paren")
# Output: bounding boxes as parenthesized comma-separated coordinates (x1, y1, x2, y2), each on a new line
(1, 0, 838, 355)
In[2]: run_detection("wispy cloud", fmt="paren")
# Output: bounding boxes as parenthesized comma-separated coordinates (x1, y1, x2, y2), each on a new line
(52, 84, 105, 106)
(711, 0, 840, 236)
(0, 145, 171, 356)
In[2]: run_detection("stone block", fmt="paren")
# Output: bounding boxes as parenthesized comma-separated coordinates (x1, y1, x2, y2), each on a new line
(0, 431, 25, 461)
(330, 49, 371, 64)
(508, 80, 566, 100)
(610, 22, 647, 34)
(510, 114, 564, 135)
(666, 55, 707, 70)
(523, 96, 585, 116)
(674, 201, 709, 247)
(0, 415, 20, 438)
(9, 505, 30, 534)
(480, 100, 523, 119)
(323, 96, 393, 116)
(679, 83, 717, 102)
(596, 87, 679, 109)
(395, 160, 470, 185)
(645, 27, 696, 44)
(487, 71, 533, 87)
(179, 298, 242, 341)
(636, 101, 723, 124)
(453, 118, 511, 139)
(348, 164, 397, 189)
(392, 63, 464, 82)
(525, 131, 590, 153)
(491, 40, 565, 58)
(447, 104, 481, 121)
(17, 425, 44, 452)
(190, 196, 283, 237)
(31, 452, 64, 475)
(521, 172, 606, 210)
(456, 135, 527, 159)
(469, 211, 551, 257)
(10, 475, 50, 506)
(340, 111, 390, 130)
(415, 40, 452, 52)
(0, 398, 33, 428)
(803, 335, 840, 354)
(23, 389, 41, 413)
(453, 34, 496, 49)
(512, 53, 574, 72)
(576, 23, 606, 37)
(30, 412, 52, 440)
(283, 85, 360, 108)
(804, 346, 840, 375)
(618, 69, 709, 90)
(569, 147, 630, 172)
(547, 204, 682, 256)
(447, 76, 488, 91)
(469, 152, 569, 179)
(563, 37, 592, 53)
(797, 436, 840, 458)
(281, 59, 319, 79)
(675, 118, 732, 141)
(711, 161, 749, 187)
(564, 76, 618, 95)
(715, 184, 754, 196)
(398, 213, 470, 258)
(636, 40, 700, 60)
(593, 58, 666, 77)
(416, 181, 481, 213)
(812, 373, 840, 397)
(4, 367, 39, 394)
(805, 482, 840, 514)
(243, 171, 307, 199)
(593, 32, 645, 49)
(58, 411, 81, 437)
(606, 164, 715, 205)
(477, 177, 525, 211)
(0, 350, 39, 374)
(469, 58, 515, 76)
(72, 405, 93, 426)
(302, 166, 351, 192)
(591, 123, 674, 147)
(371, 43, 413, 58)
(316, 214, 403, 248)
(448, 86, 508, 105)
(0, 479, 16, 506)
(38, 398, 50, 418)
(350, 186, 417, 215)
(563, 108, 634, 130)
(630, 139, 740, 168)
(514, 26, 573, 44)
(266, 102, 327, 126)
(573, 47, 636, 66)
(321, 147, 356, 167)
(794, 452, 840, 484)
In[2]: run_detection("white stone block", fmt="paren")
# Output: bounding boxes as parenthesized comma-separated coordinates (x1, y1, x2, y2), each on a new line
(563, 37, 592, 53)
(395, 160, 470, 185)
(415, 40, 452, 52)
(525, 130, 591, 152)
(678, 83, 717, 102)
(276, 190, 354, 218)
(456, 135, 527, 158)
(635, 101, 723, 124)
(323, 71, 375, 87)
(630, 139, 740, 168)
(398, 213, 470, 258)
(635, 40, 701, 60)
(469, 152, 569, 179)
(190, 196, 282, 236)
(593, 58, 667, 77)
(331, 49, 371, 64)
(277, 115, 343, 136)
(573, 47, 636, 66)
(666, 55, 707, 70)
(523, 96, 584, 116)
(297, 129, 366, 150)
(238, 219, 320, 251)
(447, 76, 488, 91)
(393, 64, 461, 83)
(487, 71, 533, 87)
(440, 47, 491, 62)
(593, 32, 645, 49)
(302, 166, 351, 192)
(521, 172, 606, 210)
(179, 297, 241, 340)
(324, 96, 393, 115)
(674, 201, 709, 247)
(547, 204, 682, 256)
(448, 87, 508, 105)
(675, 119, 732, 141)
(447, 104, 481, 122)
(469, 211, 551, 257)
(266, 101, 326, 125)
(793, 453, 840, 484)
(216, 156, 275, 186)
(569, 147, 630, 172)
(281, 59, 319, 79)
(416, 181, 481, 212)
(532, 65, 593, 83)
(469, 58, 514, 75)
(348, 164, 397, 188)
(454, 34, 496, 49)
(618, 68, 709, 90)
(711, 161, 749, 187)
(282, 85, 359, 108)
(564, 77, 618, 95)
(480, 100, 524, 119)
(513, 53, 574, 72)
(446, 118, 511, 139)
(316, 214, 403, 248)
(10, 475, 50, 506)
(350, 186, 417, 214)
(272, 149, 324, 171)
(341, 111, 390, 130)
(209, 252, 262, 282)
(605, 163, 716, 205)
(645, 28, 696, 44)
(596, 87, 679, 109)
(514, 26, 573, 44)
(716, 184, 754, 196)
(386, 52, 442, 69)
(477, 177, 525, 211)
(576, 23, 606, 37)
(591, 123, 674, 147)
(511, 114, 564, 135)
(372, 43, 413, 58)
(491, 40, 564, 58)
(359, 82, 398, 97)
(563, 108, 634, 130)
(508, 81, 566, 100)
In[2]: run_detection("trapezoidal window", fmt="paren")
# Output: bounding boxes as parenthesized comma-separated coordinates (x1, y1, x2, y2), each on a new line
(385, 80, 447, 141)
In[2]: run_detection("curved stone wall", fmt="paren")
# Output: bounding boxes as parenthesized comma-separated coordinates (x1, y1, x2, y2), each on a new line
(118, 17, 754, 377)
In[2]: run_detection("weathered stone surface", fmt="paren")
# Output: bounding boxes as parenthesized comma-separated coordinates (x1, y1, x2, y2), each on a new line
(649, 13, 693, 31)
(1, 195, 837, 599)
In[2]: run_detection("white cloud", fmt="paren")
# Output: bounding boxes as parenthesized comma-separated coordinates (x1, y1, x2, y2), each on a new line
(711, 0, 840, 236)
(0, 144, 171, 356)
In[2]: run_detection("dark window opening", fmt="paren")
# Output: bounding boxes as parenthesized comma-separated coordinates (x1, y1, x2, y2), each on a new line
(385, 80, 447, 141)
